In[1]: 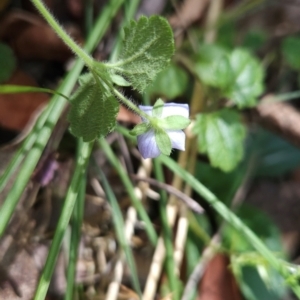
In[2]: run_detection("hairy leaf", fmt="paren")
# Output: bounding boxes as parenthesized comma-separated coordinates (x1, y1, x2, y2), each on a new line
(109, 16, 174, 92)
(193, 109, 246, 172)
(226, 49, 264, 108)
(68, 76, 119, 142)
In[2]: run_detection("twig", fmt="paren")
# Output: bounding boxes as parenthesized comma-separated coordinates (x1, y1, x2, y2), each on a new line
(131, 175, 204, 215)
(252, 101, 300, 149)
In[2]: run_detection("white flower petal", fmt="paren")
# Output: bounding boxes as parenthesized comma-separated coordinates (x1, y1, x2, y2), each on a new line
(167, 130, 186, 151)
(139, 105, 153, 116)
(161, 103, 189, 118)
(137, 130, 161, 159)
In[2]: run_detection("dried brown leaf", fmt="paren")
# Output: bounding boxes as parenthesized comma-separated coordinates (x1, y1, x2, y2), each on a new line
(198, 254, 242, 300)
(0, 69, 49, 131)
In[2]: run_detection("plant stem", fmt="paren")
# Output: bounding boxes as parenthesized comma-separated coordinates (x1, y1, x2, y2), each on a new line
(30, 0, 94, 68)
(65, 162, 86, 300)
(158, 155, 300, 298)
(34, 141, 93, 300)
(113, 88, 150, 121)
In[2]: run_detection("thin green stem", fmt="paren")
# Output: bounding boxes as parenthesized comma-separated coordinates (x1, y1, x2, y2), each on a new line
(84, 0, 94, 37)
(65, 163, 86, 300)
(158, 155, 300, 298)
(153, 159, 179, 300)
(117, 125, 300, 297)
(34, 141, 93, 300)
(98, 138, 157, 245)
(0, 85, 69, 100)
(113, 88, 150, 121)
(30, 0, 94, 68)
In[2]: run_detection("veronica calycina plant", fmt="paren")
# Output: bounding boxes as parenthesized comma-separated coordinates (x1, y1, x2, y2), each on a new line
(30, 0, 190, 156)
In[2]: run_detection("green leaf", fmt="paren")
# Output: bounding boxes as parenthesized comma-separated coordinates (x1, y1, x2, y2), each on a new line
(78, 73, 93, 85)
(130, 123, 149, 136)
(160, 115, 190, 130)
(193, 109, 246, 172)
(281, 36, 300, 70)
(155, 130, 172, 156)
(194, 44, 229, 87)
(146, 63, 189, 98)
(0, 43, 16, 83)
(110, 74, 131, 86)
(109, 16, 174, 92)
(152, 98, 164, 117)
(242, 29, 267, 52)
(195, 47, 264, 108)
(226, 49, 264, 108)
(68, 76, 119, 142)
(196, 54, 234, 90)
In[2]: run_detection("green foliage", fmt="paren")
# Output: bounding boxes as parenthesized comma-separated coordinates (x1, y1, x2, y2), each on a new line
(195, 160, 246, 206)
(0, 43, 16, 83)
(130, 123, 149, 136)
(242, 29, 267, 52)
(146, 63, 189, 98)
(160, 115, 190, 130)
(110, 73, 131, 86)
(238, 266, 287, 300)
(225, 205, 287, 300)
(227, 49, 264, 108)
(195, 46, 264, 108)
(68, 74, 119, 142)
(152, 98, 164, 117)
(252, 129, 300, 178)
(108, 15, 174, 92)
(281, 36, 300, 70)
(194, 44, 229, 88)
(155, 130, 172, 156)
(193, 109, 246, 172)
(223, 205, 283, 252)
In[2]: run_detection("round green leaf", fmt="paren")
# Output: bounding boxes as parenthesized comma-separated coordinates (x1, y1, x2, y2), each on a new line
(193, 108, 246, 172)
(107, 16, 175, 92)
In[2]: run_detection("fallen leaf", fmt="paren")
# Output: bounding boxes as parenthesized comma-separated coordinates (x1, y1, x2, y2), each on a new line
(199, 253, 242, 300)
(169, 0, 209, 29)
(0, 69, 49, 131)
(0, 10, 82, 61)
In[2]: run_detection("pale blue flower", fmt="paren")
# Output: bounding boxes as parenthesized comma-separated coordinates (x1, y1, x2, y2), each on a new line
(137, 103, 189, 159)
